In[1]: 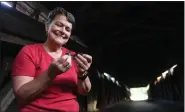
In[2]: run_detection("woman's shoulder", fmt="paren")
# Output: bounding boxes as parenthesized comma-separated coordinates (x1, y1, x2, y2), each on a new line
(19, 43, 43, 57)
(23, 43, 43, 49)
(21, 43, 43, 52)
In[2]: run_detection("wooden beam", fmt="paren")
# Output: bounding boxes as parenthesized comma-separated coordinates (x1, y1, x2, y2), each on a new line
(25, 1, 49, 19)
(30, 9, 40, 18)
(16, 2, 47, 23)
(16, 2, 35, 16)
(70, 35, 88, 48)
(13, 1, 17, 8)
(0, 32, 35, 45)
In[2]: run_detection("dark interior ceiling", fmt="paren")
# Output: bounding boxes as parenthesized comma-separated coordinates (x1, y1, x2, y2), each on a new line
(40, 1, 184, 87)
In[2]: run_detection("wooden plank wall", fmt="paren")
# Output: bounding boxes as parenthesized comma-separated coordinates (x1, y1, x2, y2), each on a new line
(0, 32, 35, 112)
(0, 32, 35, 45)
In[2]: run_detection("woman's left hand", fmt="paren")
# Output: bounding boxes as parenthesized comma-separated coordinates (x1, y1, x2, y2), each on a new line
(75, 54, 92, 76)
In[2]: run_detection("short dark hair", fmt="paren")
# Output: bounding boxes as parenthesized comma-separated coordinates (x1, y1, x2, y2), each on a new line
(47, 7, 75, 30)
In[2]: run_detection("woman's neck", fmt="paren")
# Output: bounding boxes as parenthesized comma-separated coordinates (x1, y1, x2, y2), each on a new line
(44, 39, 62, 53)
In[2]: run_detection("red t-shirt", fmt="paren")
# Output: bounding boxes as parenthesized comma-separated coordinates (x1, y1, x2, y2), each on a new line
(12, 43, 79, 112)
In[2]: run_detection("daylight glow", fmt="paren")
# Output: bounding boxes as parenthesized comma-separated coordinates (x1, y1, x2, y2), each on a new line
(162, 70, 168, 79)
(169, 64, 177, 76)
(154, 81, 157, 85)
(110, 77, 115, 83)
(115, 81, 120, 86)
(157, 76, 162, 82)
(129, 85, 150, 101)
(103, 73, 110, 78)
(103, 73, 121, 87)
(171, 64, 177, 69)
(1, 2, 12, 7)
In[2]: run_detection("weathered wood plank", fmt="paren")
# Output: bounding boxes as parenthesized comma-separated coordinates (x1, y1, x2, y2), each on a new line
(0, 81, 15, 112)
(0, 32, 35, 45)
(71, 35, 88, 48)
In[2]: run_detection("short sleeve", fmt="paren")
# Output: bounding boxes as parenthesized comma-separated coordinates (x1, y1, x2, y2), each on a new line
(12, 46, 36, 77)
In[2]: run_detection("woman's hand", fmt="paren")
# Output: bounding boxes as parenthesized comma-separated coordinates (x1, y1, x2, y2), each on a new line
(48, 54, 72, 77)
(75, 54, 92, 76)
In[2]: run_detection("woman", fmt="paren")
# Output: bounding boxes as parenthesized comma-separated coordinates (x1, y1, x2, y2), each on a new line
(12, 7, 92, 112)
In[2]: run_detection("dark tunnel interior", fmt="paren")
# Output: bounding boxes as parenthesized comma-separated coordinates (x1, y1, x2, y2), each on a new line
(0, 1, 184, 112)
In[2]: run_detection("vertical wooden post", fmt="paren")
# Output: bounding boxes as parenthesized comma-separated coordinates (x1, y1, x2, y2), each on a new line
(13, 1, 17, 9)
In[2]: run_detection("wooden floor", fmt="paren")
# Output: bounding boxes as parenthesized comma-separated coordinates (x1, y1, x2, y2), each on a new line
(6, 99, 184, 112)
(100, 100, 184, 112)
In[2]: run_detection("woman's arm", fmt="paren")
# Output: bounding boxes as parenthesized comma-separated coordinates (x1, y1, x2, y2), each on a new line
(12, 46, 71, 104)
(12, 71, 54, 104)
(74, 53, 92, 95)
(77, 76, 91, 95)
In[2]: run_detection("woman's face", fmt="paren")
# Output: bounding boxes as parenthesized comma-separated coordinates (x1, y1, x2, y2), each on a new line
(46, 14, 72, 46)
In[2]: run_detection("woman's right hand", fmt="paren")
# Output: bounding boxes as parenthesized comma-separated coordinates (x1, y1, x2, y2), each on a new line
(47, 54, 72, 78)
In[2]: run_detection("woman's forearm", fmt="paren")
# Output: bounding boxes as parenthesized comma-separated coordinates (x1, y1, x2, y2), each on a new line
(77, 76, 91, 95)
(15, 71, 54, 104)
